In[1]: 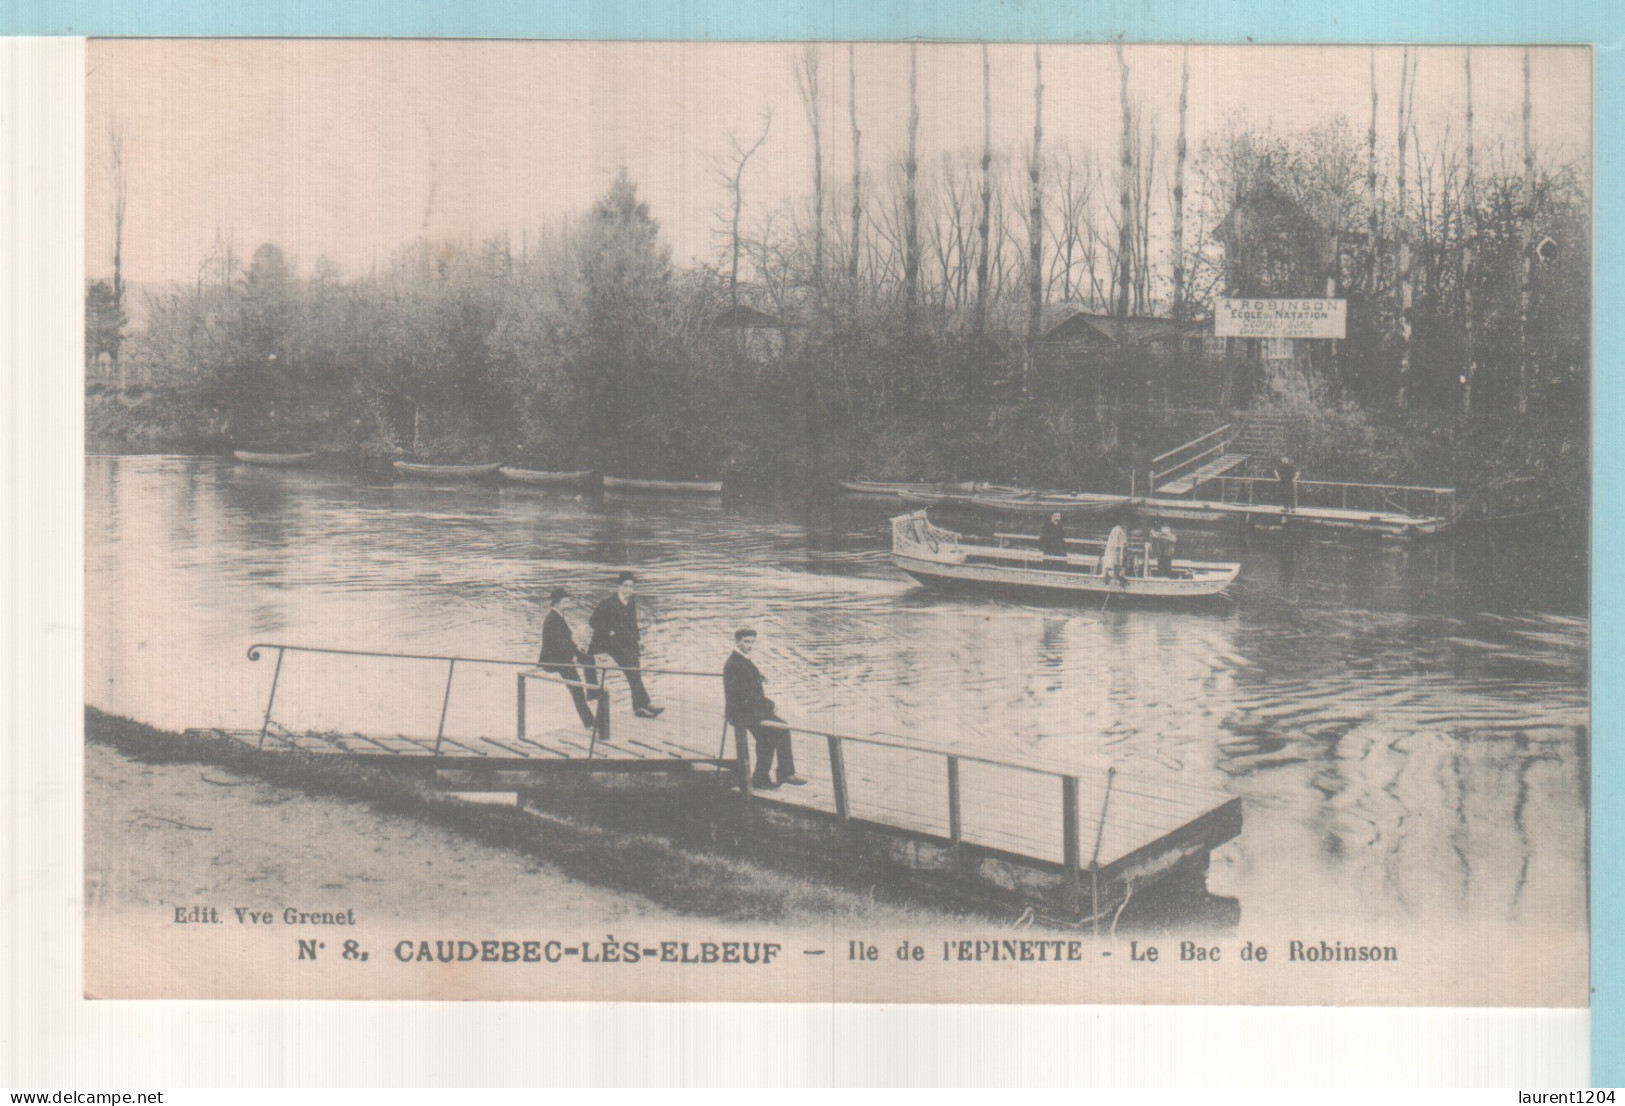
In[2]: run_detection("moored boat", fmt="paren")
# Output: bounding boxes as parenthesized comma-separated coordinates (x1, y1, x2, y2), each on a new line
(837, 478, 977, 496)
(393, 460, 502, 479)
(890, 510, 1239, 600)
(603, 475, 723, 494)
(970, 491, 1130, 516)
(233, 450, 317, 466)
(498, 466, 596, 487)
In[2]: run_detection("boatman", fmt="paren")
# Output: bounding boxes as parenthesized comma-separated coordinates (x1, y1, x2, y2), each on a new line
(1039, 511, 1069, 567)
(1149, 524, 1178, 577)
(537, 588, 598, 730)
(723, 628, 806, 790)
(588, 572, 664, 719)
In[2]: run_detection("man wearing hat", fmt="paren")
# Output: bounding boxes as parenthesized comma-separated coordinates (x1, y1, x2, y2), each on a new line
(538, 587, 598, 729)
(588, 572, 664, 718)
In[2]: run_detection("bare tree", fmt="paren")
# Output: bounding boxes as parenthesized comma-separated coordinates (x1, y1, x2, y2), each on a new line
(903, 44, 921, 325)
(1367, 49, 1379, 294)
(1046, 146, 1097, 304)
(795, 48, 825, 290)
(717, 109, 772, 306)
(1171, 47, 1189, 319)
(1461, 49, 1478, 414)
(974, 44, 994, 340)
(848, 45, 862, 285)
(1025, 46, 1044, 397)
(109, 121, 129, 379)
(1519, 47, 1534, 414)
(1115, 45, 1133, 339)
(1396, 48, 1417, 406)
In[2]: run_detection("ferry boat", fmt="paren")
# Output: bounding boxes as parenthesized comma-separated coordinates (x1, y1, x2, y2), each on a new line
(890, 510, 1239, 601)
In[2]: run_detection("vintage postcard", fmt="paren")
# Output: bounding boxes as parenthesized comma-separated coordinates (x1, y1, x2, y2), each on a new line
(83, 40, 1590, 1006)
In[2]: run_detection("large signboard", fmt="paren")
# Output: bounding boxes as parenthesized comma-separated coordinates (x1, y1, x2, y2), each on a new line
(1215, 297, 1347, 339)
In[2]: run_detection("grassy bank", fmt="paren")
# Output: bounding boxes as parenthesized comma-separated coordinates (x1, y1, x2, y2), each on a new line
(86, 707, 992, 927)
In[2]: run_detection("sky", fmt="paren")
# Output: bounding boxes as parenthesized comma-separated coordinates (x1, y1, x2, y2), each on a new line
(85, 40, 1592, 289)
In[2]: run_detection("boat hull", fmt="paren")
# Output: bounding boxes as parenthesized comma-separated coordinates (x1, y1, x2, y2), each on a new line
(893, 553, 1237, 601)
(393, 461, 501, 479)
(838, 479, 977, 496)
(498, 466, 595, 487)
(603, 476, 723, 494)
(233, 450, 316, 466)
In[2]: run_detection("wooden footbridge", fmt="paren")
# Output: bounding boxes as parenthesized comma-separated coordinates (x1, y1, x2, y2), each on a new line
(1143, 419, 1458, 537)
(197, 643, 1244, 921)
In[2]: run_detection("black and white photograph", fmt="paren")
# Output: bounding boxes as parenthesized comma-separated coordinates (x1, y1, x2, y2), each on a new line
(82, 40, 1589, 1005)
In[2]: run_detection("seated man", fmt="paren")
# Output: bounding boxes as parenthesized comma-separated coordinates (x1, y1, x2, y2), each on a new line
(723, 628, 806, 790)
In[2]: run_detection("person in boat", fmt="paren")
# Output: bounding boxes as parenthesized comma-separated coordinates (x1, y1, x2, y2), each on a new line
(1275, 455, 1298, 512)
(1038, 511, 1069, 566)
(1100, 525, 1129, 581)
(537, 587, 598, 730)
(723, 628, 806, 791)
(587, 572, 664, 719)
(1149, 524, 1178, 577)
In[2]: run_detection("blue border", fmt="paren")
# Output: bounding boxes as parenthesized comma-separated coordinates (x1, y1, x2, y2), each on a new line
(4, 0, 1622, 44)
(22, 0, 1622, 1086)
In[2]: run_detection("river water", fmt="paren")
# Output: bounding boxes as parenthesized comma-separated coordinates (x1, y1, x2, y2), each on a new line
(86, 456, 1589, 932)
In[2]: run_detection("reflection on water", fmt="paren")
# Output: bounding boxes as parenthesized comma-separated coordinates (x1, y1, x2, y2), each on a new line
(86, 457, 1588, 929)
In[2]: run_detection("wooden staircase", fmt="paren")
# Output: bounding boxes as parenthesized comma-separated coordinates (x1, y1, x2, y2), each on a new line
(1233, 414, 1288, 461)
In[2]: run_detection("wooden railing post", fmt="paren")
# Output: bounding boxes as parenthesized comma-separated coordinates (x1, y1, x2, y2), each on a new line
(515, 671, 527, 742)
(1087, 768, 1118, 934)
(1061, 775, 1080, 899)
(257, 646, 286, 751)
(947, 756, 962, 858)
(433, 658, 457, 756)
(828, 735, 850, 820)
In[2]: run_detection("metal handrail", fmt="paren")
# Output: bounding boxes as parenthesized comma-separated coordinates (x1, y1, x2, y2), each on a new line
(1151, 423, 1231, 467)
(247, 642, 722, 753)
(1210, 476, 1454, 517)
(247, 643, 723, 679)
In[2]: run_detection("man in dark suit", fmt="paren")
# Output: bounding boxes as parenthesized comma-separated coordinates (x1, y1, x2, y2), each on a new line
(1039, 511, 1068, 566)
(1276, 455, 1298, 512)
(723, 628, 806, 790)
(538, 587, 596, 729)
(588, 572, 663, 718)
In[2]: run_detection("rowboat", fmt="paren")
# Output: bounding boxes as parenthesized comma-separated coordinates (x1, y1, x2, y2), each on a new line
(603, 475, 723, 494)
(393, 460, 501, 479)
(498, 466, 596, 487)
(233, 450, 316, 466)
(837, 479, 977, 496)
(970, 491, 1131, 516)
(890, 510, 1239, 600)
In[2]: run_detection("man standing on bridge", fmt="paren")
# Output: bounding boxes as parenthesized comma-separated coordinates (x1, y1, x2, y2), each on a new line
(724, 628, 806, 790)
(588, 573, 664, 719)
(1275, 455, 1298, 512)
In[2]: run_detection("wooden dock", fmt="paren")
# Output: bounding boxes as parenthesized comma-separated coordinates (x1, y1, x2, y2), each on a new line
(1140, 423, 1457, 536)
(204, 643, 1243, 919)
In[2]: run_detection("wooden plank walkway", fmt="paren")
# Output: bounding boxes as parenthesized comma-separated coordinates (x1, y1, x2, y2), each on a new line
(199, 681, 1234, 874)
(1155, 452, 1249, 496)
